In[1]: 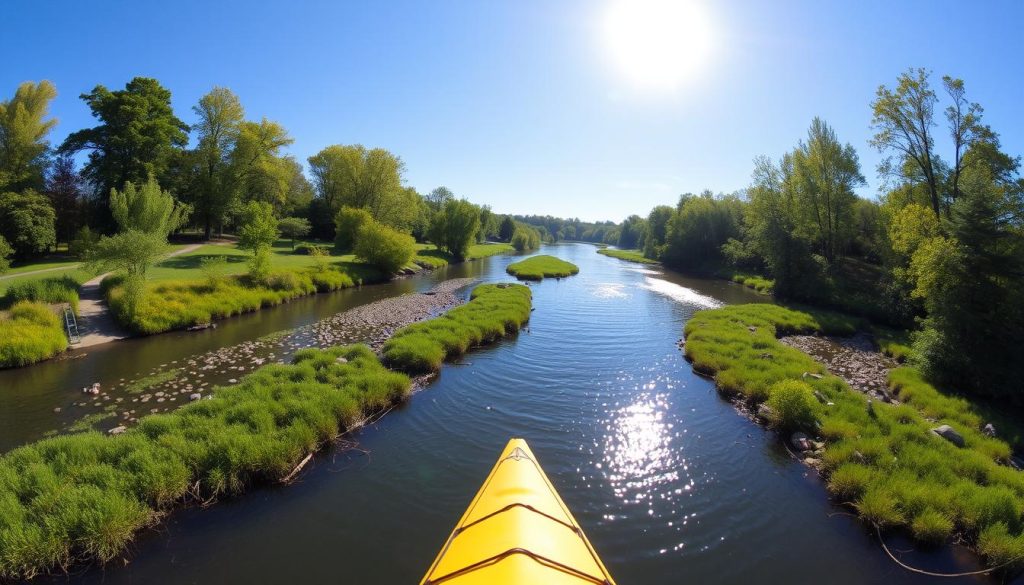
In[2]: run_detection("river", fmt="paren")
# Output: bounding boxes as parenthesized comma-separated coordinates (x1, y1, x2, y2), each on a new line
(3, 243, 1013, 584)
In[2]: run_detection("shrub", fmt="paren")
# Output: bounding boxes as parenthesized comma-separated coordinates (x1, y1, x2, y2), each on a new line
(911, 509, 954, 543)
(198, 256, 229, 290)
(262, 271, 301, 292)
(353, 220, 415, 274)
(247, 246, 271, 281)
(506, 255, 579, 280)
(766, 380, 818, 430)
(69, 226, 101, 259)
(294, 243, 326, 256)
(510, 225, 540, 251)
(382, 284, 532, 374)
(0, 301, 67, 367)
(334, 207, 372, 253)
(309, 246, 331, 273)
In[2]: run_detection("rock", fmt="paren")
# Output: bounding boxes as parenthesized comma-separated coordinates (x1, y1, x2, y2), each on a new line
(803, 457, 820, 467)
(812, 390, 828, 404)
(790, 432, 813, 452)
(802, 372, 824, 380)
(932, 425, 965, 448)
(983, 423, 997, 437)
(756, 404, 774, 420)
(53, 407, 61, 413)
(108, 426, 127, 435)
(335, 357, 348, 364)
(190, 393, 202, 401)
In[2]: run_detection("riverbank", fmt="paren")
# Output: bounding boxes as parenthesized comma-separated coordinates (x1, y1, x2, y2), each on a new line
(0, 280, 533, 579)
(596, 248, 659, 264)
(506, 255, 579, 280)
(682, 303, 1024, 571)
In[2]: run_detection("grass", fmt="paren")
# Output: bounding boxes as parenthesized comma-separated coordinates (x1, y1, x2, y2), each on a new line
(730, 272, 775, 294)
(147, 240, 343, 282)
(0, 268, 94, 296)
(0, 344, 410, 579)
(124, 368, 183, 394)
(871, 326, 914, 362)
(1, 274, 86, 314)
(412, 243, 516, 270)
(596, 248, 659, 264)
(0, 302, 68, 368)
(683, 303, 1024, 567)
(105, 265, 385, 335)
(506, 255, 580, 281)
(382, 283, 532, 374)
(1, 255, 80, 276)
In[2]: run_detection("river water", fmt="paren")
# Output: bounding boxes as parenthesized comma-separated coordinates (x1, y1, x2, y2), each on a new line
(4, 243, 1013, 584)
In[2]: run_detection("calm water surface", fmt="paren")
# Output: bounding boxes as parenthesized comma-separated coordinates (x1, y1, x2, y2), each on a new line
(6, 244, 1014, 584)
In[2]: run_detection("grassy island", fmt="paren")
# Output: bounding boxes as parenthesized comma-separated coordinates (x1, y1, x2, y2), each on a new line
(0, 344, 411, 579)
(596, 248, 658, 265)
(382, 283, 532, 374)
(506, 255, 579, 281)
(683, 304, 1024, 566)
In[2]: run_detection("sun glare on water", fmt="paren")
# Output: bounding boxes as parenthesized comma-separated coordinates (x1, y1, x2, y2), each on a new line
(602, 0, 712, 92)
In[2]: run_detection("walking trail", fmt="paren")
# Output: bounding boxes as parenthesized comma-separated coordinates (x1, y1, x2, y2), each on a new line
(75, 243, 206, 348)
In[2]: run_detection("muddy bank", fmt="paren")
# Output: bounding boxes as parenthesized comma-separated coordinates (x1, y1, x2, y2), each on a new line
(59, 278, 478, 434)
(779, 332, 898, 400)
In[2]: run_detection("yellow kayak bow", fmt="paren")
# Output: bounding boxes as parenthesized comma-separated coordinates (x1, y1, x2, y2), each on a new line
(420, 438, 616, 585)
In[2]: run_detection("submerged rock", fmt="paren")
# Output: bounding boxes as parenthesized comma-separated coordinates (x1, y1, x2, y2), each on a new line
(108, 426, 127, 435)
(790, 432, 813, 452)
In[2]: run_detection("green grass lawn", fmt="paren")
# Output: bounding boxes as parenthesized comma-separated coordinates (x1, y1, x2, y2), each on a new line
(506, 255, 579, 280)
(412, 242, 515, 269)
(596, 248, 658, 264)
(2, 256, 81, 276)
(0, 268, 95, 295)
(147, 240, 351, 282)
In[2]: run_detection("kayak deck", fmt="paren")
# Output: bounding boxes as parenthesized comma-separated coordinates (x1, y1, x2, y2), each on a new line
(420, 438, 615, 585)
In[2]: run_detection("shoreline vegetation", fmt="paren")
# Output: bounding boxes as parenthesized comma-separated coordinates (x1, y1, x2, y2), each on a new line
(506, 255, 579, 281)
(682, 304, 1024, 570)
(596, 248, 658, 265)
(0, 283, 532, 580)
(412, 242, 515, 270)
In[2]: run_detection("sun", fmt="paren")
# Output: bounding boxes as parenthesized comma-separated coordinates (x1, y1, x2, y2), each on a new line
(602, 0, 712, 91)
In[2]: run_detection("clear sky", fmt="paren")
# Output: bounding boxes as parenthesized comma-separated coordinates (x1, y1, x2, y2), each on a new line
(3, 0, 1023, 222)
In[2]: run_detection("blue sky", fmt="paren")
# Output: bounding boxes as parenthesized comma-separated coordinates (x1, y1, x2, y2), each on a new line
(3, 0, 1022, 222)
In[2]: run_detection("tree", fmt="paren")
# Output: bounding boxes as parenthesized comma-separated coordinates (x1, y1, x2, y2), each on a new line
(110, 177, 189, 235)
(45, 155, 84, 245)
(0, 190, 56, 257)
(428, 199, 480, 260)
(661, 193, 742, 272)
(511, 224, 540, 251)
(0, 80, 58, 193)
(498, 216, 516, 242)
(353, 219, 415, 274)
(231, 119, 295, 208)
(791, 117, 864, 262)
(307, 144, 413, 229)
(190, 87, 244, 239)
(0, 235, 12, 273)
(60, 78, 188, 210)
(237, 201, 279, 279)
(334, 206, 373, 252)
(278, 217, 311, 249)
(643, 205, 674, 259)
(617, 215, 647, 249)
(871, 68, 942, 217)
(943, 76, 985, 204)
(425, 186, 454, 212)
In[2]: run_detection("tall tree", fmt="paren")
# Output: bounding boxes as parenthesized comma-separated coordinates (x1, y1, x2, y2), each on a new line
(307, 144, 411, 228)
(190, 87, 244, 239)
(428, 199, 481, 260)
(60, 77, 188, 210)
(870, 68, 942, 217)
(45, 155, 84, 245)
(943, 76, 985, 205)
(0, 190, 56, 258)
(230, 119, 294, 208)
(0, 80, 58, 193)
(425, 186, 454, 212)
(791, 117, 864, 262)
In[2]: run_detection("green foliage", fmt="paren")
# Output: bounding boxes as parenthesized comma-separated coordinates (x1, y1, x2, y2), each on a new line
(0, 344, 410, 579)
(238, 201, 279, 279)
(596, 248, 658, 264)
(510, 224, 541, 251)
(728, 272, 774, 294)
(278, 217, 311, 248)
(198, 256, 229, 290)
(333, 206, 372, 253)
(105, 267, 364, 334)
(0, 301, 67, 367)
(617, 214, 647, 250)
(977, 522, 1024, 569)
(0, 190, 56, 258)
(353, 219, 415, 274)
(506, 255, 579, 280)
(643, 205, 674, 259)
(683, 303, 1024, 559)
(382, 284, 532, 374)
(59, 77, 189, 202)
(110, 178, 189, 235)
(428, 199, 481, 260)
(307, 144, 415, 231)
(0, 80, 57, 192)
(766, 380, 819, 430)
(188, 87, 245, 238)
(2, 275, 82, 313)
(68, 226, 100, 259)
(662, 192, 743, 272)
(498, 216, 515, 242)
(0, 236, 11, 273)
(308, 246, 331, 273)
(87, 229, 168, 279)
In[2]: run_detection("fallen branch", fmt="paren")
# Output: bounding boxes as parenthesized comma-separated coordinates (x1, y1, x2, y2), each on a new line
(281, 452, 314, 484)
(876, 524, 1023, 578)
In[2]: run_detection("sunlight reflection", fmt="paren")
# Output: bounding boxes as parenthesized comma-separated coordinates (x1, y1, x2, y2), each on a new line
(603, 393, 680, 504)
(593, 283, 629, 299)
(642, 276, 723, 308)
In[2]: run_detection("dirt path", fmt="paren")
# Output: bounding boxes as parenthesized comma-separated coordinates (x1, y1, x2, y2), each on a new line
(75, 244, 207, 348)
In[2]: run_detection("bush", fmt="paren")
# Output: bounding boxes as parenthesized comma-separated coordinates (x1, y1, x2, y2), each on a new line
(247, 246, 271, 281)
(334, 207, 372, 253)
(766, 380, 818, 430)
(510, 225, 541, 251)
(0, 344, 410, 579)
(506, 255, 579, 280)
(911, 509, 954, 543)
(0, 235, 11, 273)
(0, 301, 68, 367)
(198, 256, 229, 290)
(294, 243, 326, 256)
(353, 220, 415, 274)
(382, 284, 532, 374)
(69, 226, 101, 259)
